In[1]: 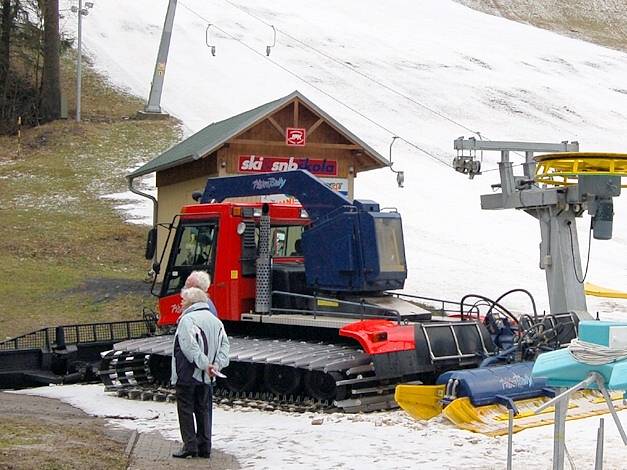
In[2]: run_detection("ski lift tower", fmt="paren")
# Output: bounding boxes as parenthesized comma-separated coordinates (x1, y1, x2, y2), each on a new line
(453, 138, 626, 319)
(138, 0, 177, 118)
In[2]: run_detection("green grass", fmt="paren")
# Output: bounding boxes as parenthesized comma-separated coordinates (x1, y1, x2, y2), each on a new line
(0, 418, 127, 469)
(0, 420, 45, 448)
(0, 53, 181, 338)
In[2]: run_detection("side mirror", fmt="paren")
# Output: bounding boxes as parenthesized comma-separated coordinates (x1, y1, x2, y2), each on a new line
(145, 228, 157, 260)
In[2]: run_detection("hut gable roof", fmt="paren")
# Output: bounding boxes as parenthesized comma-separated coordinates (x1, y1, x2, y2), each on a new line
(128, 90, 389, 179)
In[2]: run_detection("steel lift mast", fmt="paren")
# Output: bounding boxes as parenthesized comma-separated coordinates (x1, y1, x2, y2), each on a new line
(141, 0, 177, 116)
(453, 138, 622, 319)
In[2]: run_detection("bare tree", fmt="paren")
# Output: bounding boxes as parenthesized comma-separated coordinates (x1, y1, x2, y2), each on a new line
(40, 0, 59, 119)
(0, 0, 15, 86)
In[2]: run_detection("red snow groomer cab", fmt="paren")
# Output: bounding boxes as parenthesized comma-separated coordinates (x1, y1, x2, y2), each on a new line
(100, 170, 496, 412)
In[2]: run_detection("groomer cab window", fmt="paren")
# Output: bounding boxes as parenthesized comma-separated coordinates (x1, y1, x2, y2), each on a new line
(374, 217, 406, 273)
(263, 225, 305, 257)
(162, 221, 218, 295)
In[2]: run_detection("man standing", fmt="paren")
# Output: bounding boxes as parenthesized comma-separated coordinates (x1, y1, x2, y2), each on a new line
(171, 276, 229, 459)
(183, 271, 211, 303)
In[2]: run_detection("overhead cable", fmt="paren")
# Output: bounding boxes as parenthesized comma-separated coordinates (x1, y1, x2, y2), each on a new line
(218, 0, 551, 164)
(178, 1, 452, 168)
(220, 0, 482, 137)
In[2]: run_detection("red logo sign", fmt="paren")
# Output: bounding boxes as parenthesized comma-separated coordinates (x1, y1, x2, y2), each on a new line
(238, 155, 337, 177)
(286, 128, 306, 146)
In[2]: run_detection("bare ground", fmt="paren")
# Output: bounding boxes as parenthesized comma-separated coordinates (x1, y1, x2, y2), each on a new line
(455, 0, 627, 53)
(0, 392, 130, 470)
(61, 278, 151, 304)
(0, 392, 240, 470)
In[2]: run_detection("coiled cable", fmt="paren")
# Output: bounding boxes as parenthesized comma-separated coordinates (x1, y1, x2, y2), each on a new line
(568, 338, 627, 365)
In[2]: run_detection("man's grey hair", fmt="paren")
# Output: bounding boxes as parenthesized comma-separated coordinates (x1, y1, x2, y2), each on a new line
(184, 271, 211, 292)
(181, 287, 208, 307)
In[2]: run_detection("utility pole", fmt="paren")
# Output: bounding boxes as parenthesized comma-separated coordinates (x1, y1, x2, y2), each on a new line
(76, 0, 82, 122)
(140, 0, 177, 117)
(72, 0, 93, 122)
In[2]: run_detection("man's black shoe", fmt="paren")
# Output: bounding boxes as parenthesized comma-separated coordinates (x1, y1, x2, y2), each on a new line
(172, 448, 197, 459)
(197, 451, 211, 458)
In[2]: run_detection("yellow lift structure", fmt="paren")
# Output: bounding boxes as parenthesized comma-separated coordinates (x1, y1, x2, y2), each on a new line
(585, 283, 627, 300)
(535, 153, 627, 300)
(534, 152, 627, 187)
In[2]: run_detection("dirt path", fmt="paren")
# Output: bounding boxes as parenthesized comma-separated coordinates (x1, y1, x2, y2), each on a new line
(0, 392, 131, 469)
(0, 392, 240, 470)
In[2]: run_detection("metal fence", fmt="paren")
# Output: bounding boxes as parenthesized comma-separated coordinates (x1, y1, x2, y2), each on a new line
(0, 319, 155, 352)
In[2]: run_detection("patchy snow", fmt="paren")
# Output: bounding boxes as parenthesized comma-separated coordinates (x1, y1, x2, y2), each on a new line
(15, 384, 627, 469)
(58, 0, 627, 316)
(100, 173, 156, 225)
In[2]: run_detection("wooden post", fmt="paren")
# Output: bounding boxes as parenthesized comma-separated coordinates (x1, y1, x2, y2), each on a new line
(293, 100, 299, 127)
(217, 147, 228, 176)
(16, 116, 21, 159)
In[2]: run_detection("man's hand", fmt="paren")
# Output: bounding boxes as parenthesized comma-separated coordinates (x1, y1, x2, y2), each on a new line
(207, 364, 226, 378)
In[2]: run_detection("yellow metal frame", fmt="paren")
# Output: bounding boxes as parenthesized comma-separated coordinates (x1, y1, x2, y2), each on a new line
(585, 282, 627, 299)
(395, 384, 627, 436)
(442, 390, 627, 436)
(394, 384, 445, 420)
(534, 152, 627, 187)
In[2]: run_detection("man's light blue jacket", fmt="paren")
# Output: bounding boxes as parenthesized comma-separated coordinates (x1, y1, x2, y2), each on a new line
(171, 301, 230, 386)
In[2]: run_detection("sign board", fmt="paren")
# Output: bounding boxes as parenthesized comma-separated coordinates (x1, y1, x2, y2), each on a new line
(286, 128, 306, 146)
(322, 178, 349, 196)
(238, 155, 338, 177)
(260, 178, 348, 203)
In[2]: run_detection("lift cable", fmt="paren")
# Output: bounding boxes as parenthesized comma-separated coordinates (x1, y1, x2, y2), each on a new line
(219, 0, 483, 139)
(178, 1, 452, 168)
(216, 0, 539, 166)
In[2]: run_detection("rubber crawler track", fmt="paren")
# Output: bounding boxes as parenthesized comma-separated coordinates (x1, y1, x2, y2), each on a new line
(99, 335, 400, 413)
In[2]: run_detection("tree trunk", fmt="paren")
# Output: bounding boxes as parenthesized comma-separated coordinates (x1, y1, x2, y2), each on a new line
(41, 0, 60, 120)
(0, 0, 12, 86)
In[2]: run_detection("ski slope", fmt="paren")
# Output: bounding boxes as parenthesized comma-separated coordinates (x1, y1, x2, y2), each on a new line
(61, 0, 627, 316)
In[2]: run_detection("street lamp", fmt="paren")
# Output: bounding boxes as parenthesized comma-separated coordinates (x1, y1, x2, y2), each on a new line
(71, 0, 94, 122)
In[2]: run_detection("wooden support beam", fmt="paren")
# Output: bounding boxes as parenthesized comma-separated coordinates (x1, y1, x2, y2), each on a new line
(305, 142, 361, 150)
(293, 100, 299, 127)
(231, 138, 361, 150)
(230, 138, 285, 146)
(267, 117, 285, 138)
(307, 118, 324, 137)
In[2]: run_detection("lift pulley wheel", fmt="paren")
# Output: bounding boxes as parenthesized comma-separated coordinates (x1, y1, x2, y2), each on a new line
(534, 152, 627, 187)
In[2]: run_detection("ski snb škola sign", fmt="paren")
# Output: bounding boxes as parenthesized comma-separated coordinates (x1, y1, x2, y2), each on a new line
(238, 155, 348, 196)
(238, 155, 337, 176)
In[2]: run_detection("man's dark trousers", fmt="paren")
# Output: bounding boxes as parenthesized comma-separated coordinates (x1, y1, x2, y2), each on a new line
(175, 381, 213, 454)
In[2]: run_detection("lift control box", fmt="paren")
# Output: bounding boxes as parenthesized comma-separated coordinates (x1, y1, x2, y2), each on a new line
(579, 321, 627, 347)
